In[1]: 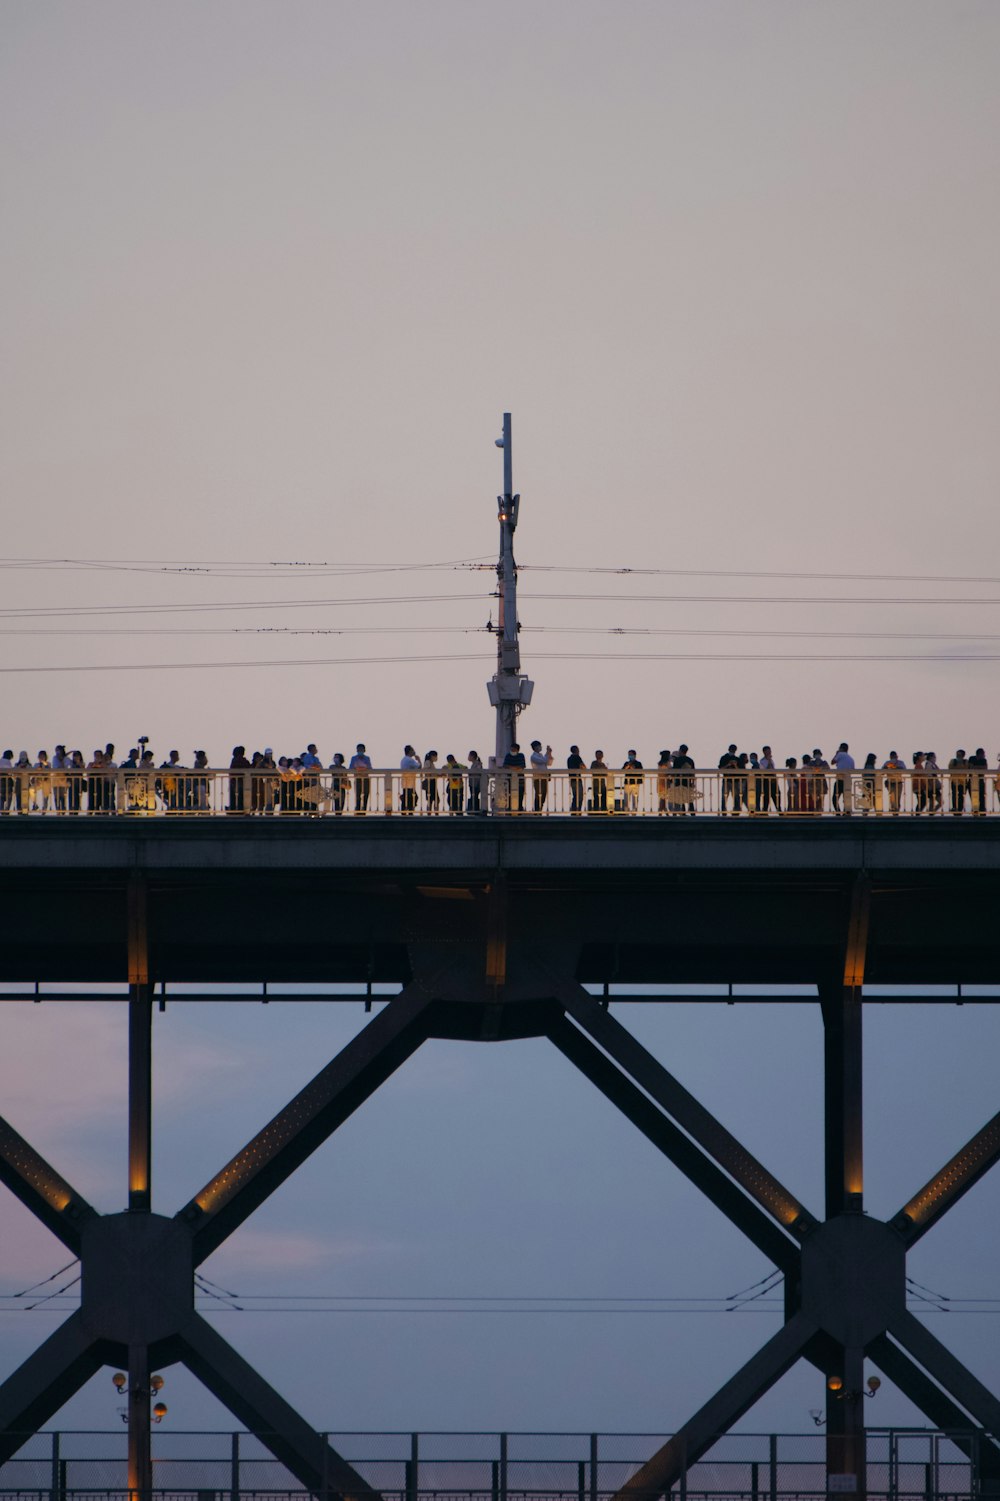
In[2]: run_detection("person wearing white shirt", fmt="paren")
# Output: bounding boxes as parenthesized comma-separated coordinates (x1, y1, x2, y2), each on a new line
(757, 745, 780, 814)
(349, 743, 373, 812)
(400, 745, 420, 814)
(529, 740, 553, 811)
(831, 742, 855, 812)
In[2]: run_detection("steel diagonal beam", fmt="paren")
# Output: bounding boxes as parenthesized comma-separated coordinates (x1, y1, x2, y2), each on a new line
(891, 1107, 1000, 1246)
(613, 1311, 818, 1501)
(547, 1016, 800, 1272)
(180, 987, 433, 1262)
(866, 1335, 1000, 1480)
(560, 988, 815, 1234)
(889, 1311, 1000, 1434)
(0, 1115, 97, 1253)
(176, 1312, 381, 1500)
(0, 1311, 106, 1463)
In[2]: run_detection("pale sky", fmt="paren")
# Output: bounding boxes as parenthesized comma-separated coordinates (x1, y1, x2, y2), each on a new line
(2, 0, 1000, 1451)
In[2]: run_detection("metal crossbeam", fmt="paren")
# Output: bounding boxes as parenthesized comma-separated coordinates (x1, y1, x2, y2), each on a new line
(614, 1312, 817, 1501)
(867, 1334, 1000, 1479)
(0, 1115, 96, 1252)
(180, 987, 433, 1262)
(0, 1312, 105, 1464)
(547, 1015, 800, 1272)
(893, 1106, 1000, 1245)
(176, 1313, 380, 1500)
(890, 1311, 1000, 1434)
(560, 988, 814, 1234)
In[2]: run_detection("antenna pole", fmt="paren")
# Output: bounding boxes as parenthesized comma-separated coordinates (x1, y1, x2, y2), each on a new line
(488, 413, 532, 764)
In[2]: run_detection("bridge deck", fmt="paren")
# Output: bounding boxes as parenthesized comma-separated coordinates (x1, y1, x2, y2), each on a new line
(0, 820, 997, 988)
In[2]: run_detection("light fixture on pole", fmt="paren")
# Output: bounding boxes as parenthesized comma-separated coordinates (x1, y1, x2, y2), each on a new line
(111, 1371, 168, 1423)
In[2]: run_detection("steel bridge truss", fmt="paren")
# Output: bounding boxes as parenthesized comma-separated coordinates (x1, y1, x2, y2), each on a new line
(2, 876, 1000, 1500)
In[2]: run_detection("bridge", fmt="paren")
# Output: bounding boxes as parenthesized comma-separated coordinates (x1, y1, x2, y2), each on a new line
(1, 814, 1000, 1501)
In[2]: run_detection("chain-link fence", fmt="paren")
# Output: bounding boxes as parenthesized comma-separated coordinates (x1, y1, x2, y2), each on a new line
(0, 1431, 981, 1501)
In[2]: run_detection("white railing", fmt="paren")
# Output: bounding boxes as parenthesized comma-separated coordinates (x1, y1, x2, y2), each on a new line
(0, 767, 997, 820)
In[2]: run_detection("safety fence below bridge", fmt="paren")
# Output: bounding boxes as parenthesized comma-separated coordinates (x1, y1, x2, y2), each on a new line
(0, 1430, 982, 1500)
(2, 768, 999, 820)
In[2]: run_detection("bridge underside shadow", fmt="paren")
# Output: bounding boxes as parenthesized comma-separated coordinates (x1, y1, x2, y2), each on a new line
(2, 824, 1000, 1496)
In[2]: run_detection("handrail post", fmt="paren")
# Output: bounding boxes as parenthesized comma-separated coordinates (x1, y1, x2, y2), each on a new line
(50, 1430, 59, 1501)
(589, 1433, 598, 1501)
(230, 1430, 239, 1501)
(500, 1432, 508, 1501)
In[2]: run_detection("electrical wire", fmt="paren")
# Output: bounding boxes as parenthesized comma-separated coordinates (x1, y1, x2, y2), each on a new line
(3, 651, 1000, 675)
(0, 592, 487, 620)
(7, 556, 1000, 587)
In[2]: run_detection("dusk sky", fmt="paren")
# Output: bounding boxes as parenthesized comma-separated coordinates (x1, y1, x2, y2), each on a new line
(2, 0, 1000, 1451)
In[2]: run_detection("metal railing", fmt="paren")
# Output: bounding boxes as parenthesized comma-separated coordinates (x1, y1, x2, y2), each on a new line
(0, 1430, 982, 1500)
(1, 767, 998, 821)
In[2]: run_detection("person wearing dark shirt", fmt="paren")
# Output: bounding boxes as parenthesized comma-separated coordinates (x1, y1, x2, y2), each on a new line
(622, 750, 643, 814)
(719, 744, 739, 814)
(229, 745, 250, 814)
(503, 742, 526, 812)
(567, 745, 585, 814)
(970, 748, 988, 815)
(672, 744, 696, 816)
(590, 750, 609, 812)
(948, 749, 970, 815)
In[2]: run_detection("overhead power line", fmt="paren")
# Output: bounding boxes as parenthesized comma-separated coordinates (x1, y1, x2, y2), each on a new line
(1, 650, 999, 676)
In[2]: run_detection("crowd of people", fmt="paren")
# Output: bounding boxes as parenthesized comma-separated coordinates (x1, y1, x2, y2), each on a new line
(1, 739, 997, 817)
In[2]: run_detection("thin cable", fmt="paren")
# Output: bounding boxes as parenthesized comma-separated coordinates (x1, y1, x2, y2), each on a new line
(4, 650, 1000, 675)
(0, 591, 487, 620)
(4, 1259, 78, 1298)
(516, 564, 1000, 586)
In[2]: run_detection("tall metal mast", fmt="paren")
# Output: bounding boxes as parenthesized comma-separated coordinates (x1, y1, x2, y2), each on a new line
(488, 412, 533, 764)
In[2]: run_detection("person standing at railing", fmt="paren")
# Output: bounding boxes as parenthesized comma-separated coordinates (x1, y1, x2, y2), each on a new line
(349, 743, 372, 813)
(757, 746, 780, 814)
(444, 754, 466, 814)
(590, 749, 609, 812)
(301, 744, 322, 813)
(925, 751, 943, 813)
(467, 750, 485, 814)
(192, 750, 210, 811)
(422, 751, 441, 813)
(718, 744, 739, 814)
(811, 750, 830, 813)
(862, 753, 877, 812)
(0, 749, 13, 814)
(229, 745, 250, 814)
(530, 741, 553, 811)
(400, 745, 420, 814)
(970, 748, 988, 815)
(86, 749, 107, 815)
(329, 752, 349, 815)
(912, 751, 928, 814)
(622, 750, 643, 813)
(30, 749, 51, 813)
(104, 744, 118, 814)
(51, 745, 69, 814)
(784, 757, 799, 813)
(672, 744, 696, 816)
(883, 751, 905, 815)
(568, 745, 585, 814)
(68, 749, 86, 814)
(159, 750, 186, 813)
(503, 742, 526, 812)
(655, 749, 671, 815)
(947, 750, 970, 815)
(831, 743, 854, 813)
